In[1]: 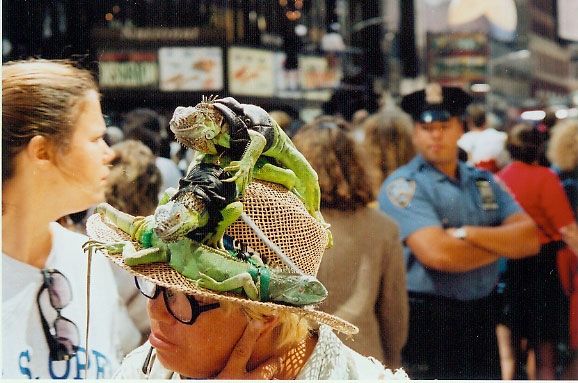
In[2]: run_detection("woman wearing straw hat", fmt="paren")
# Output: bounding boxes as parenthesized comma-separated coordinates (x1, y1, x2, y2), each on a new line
(86, 128, 409, 380)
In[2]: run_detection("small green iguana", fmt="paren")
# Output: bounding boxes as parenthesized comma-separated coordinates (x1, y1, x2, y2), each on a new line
(84, 202, 328, 306)
(169, 96, 331, 246)
(154, 162, 243, 250)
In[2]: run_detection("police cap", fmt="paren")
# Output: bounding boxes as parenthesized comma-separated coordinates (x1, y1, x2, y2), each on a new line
(400, 83, 473, 123)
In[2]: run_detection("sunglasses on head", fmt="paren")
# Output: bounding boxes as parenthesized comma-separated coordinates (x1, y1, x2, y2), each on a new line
(37, 269, 80, 361)
(135, 276, 220, 325)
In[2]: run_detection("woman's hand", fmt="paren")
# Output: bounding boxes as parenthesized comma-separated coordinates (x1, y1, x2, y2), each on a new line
(216, 320, 282, 380)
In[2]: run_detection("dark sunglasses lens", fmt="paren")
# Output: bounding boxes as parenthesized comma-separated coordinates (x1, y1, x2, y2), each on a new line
(164, 289, 193, 323)
(54, 317, 79, 353)
(135, 276, 157, 298)
(47, 272, 72, 309)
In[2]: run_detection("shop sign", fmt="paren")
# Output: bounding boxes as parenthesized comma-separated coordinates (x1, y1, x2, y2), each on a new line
(158, 47, 223, 91)
(427, 32, 488, 86)
(228, 47, 275, 97)
(298, 55, 342, 90)
(99, 51, 158, 88)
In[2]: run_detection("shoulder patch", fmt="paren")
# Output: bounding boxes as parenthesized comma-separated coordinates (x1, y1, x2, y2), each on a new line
(386, 178, 416, 208)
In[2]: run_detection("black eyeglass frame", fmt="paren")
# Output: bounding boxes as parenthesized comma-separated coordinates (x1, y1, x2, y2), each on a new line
(134, 277, 220, 325)
(36, 269, 80, 361)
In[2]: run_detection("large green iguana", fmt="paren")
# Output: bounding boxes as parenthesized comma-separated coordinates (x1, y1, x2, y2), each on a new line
(169, 96, 331, 245)
(84, 202, 328, 306)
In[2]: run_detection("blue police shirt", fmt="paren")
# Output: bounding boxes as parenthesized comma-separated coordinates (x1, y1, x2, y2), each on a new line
(378, 155, 521, 301)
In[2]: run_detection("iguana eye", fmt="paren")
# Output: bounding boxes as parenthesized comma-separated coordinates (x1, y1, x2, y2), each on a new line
(244, 117, 251, 125)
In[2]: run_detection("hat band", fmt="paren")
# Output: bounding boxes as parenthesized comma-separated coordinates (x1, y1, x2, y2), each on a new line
(419, 110, 451, 123)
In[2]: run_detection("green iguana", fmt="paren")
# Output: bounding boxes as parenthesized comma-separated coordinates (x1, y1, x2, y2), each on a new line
(169, 96, 331, 245)
(154, 163, 242, 250)
(84, 202, 328, 306)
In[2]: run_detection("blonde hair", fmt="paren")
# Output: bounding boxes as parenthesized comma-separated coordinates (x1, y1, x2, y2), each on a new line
(2, 59, 99, 182)
(547, 119, 578, 171)
(220, 301, 313, 350)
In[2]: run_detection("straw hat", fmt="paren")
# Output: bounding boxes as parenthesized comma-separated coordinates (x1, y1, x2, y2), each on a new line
(86, 180, 358, 335)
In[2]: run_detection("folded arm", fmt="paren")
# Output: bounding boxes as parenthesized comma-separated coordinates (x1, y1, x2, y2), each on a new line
(407, 227, 500, 273)
(457, 212, 540, 258)
(407, 212, 539, 273)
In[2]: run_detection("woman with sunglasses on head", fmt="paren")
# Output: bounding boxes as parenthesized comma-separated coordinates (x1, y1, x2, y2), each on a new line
(2, 59, 133, 378)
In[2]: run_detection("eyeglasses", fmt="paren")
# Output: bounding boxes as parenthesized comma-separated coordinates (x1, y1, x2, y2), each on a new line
(135, 276, 220, 325)
(36, 269, 80, 361)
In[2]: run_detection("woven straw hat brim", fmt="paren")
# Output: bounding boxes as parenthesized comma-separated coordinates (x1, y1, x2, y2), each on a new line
(85, 213, 358, 335)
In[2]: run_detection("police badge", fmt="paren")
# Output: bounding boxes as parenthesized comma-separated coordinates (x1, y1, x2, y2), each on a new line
(475, 179, 499, 210)
(386, 178, 416, 208)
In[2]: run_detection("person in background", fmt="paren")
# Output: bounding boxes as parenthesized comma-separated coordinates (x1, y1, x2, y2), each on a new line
(292, 115, 409, 368)
(497, 122, 578, 379)
(104, 125, 125, 147)
(105, 140, 162, 218)
(360, 109, 416, 197)
(457, 103, 508, 173)
(548, 119, 578, 217)
(379, 83, 540, 380)
(122, 108, 182, 197)
(536, 109, 559, 167)
(547, 121, 578, 369)
(2, 59, 126, 378)
(104, 139, 164, 349)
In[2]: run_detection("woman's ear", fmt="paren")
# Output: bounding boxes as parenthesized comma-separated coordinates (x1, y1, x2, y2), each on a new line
(26, 135, 53, 163)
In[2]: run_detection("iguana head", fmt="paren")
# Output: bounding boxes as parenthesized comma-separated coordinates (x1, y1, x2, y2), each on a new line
(169, 99, 225, 155)
(154, 201, 203, 242)
(269, 273, 328, 305)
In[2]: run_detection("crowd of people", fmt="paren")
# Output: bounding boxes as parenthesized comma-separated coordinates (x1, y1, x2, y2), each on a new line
(3, 58, 578, 380)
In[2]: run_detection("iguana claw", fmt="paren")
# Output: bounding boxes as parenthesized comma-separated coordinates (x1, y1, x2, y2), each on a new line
(223, 160, 253, 195)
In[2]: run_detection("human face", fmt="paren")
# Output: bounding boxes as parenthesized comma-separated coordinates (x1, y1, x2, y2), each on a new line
(147, 291, 249, 378)
(52, 91, 113, 213)
(412, 117, 463, 175)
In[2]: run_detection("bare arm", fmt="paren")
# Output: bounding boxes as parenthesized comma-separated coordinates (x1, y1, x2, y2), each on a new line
(560, 222, 578, 257)
(406, 226, 501, 273)
(458, 212, 540, 258)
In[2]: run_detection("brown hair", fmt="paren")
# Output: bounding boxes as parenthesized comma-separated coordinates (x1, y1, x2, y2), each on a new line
(507, 123, 541, 164)
(105, 140, 162, 217)
(292, 115, 374, 210)
(466, 103, 487, 128)
(2, 59, 99, 182)
(361, 109, 415, 193)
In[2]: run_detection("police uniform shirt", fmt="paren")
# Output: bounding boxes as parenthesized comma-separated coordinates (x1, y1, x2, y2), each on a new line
(378, 155, 521, 301)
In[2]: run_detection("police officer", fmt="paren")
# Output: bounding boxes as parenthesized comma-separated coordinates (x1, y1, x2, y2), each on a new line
(378, 83, 539, 380)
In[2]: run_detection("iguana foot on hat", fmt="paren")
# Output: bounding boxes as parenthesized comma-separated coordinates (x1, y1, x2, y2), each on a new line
(170, 96, 332, 247)
(82, 240, 168, 266)
(197, 271, 259, 301)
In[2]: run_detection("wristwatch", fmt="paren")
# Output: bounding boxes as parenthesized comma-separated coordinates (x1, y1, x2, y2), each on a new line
(452, 227, 467, 240)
